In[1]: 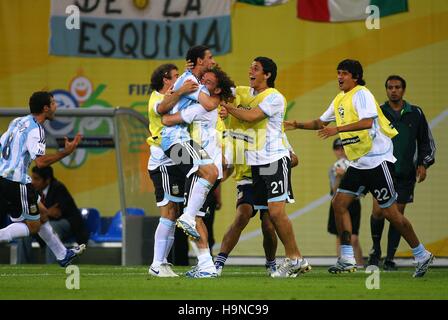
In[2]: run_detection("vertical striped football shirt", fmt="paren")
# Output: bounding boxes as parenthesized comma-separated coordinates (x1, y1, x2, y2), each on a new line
(0, 115, 46, 184)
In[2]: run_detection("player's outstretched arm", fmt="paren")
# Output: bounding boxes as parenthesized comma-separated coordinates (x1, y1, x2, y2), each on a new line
(35, 133, 82, 168)
(318, 118, 373, 139)
(284, 119, 328, 131)
(223, 102, 266, 122)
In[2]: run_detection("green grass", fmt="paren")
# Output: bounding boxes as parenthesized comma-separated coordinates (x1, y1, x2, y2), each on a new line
(0, 265, 447, 300)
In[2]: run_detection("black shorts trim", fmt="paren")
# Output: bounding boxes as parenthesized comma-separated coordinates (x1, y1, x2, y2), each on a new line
(251, 157, 294, 209)
(0, 177, 39, 221)
(149, 165, 184, 207)
(338, 161, 398, 208)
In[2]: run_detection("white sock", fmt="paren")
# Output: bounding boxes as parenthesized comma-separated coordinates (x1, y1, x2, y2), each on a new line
(197, 249, 214, 269)
(0, 222, 30, 242)
(341, 245, 355, 260)
(184, 176, 212, 219)
(152, 217, 175, 267)
(163, 222, 176, 264)
(38, 222, 67, 260)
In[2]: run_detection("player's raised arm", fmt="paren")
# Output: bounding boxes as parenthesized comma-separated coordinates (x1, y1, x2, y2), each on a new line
(283, 119, 329, 131)
(223, 102, 266, 122)
(34, 133, 82, 168)
(318, 118, 374, 139)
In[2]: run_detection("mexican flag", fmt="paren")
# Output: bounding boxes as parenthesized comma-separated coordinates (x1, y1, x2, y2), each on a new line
(297, 0, 408, 22)
(238, 0, 288, 6)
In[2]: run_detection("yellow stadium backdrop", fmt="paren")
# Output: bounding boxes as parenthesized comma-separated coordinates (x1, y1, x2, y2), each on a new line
(0, 0, 447, 257)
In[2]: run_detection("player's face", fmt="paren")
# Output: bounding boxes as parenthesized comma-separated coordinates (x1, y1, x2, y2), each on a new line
(165, 68, 179, 87)
(45, 97, 57, 121)
(386, 79, 405, 103)
(201, 72, 219, 95)
(31, 173, 49, 192)
(249, 61, 266, 90)
(200, 50, 216, 70)
(333, 147, 346, 159)
(337, 70, 357, 92)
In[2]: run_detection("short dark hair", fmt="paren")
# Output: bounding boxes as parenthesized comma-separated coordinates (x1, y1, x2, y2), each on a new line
(254, 57, 277, 88)
(385, 75, 406, 90)
(333, 138, 343, 150)
(32, 165, 54, 181)
(29, 91, 53, 114)
(186, 45, 210, 67)
(204, 67, 235, 103)
(337, 59, 366, 86)
(150, 64, 178, 92)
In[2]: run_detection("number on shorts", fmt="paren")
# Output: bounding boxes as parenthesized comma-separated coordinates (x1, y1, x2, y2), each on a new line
(373, 188, 390, 202)
(271, 180, 284, 194)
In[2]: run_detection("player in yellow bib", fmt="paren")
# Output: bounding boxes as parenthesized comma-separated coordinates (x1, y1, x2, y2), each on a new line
(215, 86, 299, 277)
(286, 59, 434, 277)
(223, 57, 310, 278)
(146, 64, 198, 277)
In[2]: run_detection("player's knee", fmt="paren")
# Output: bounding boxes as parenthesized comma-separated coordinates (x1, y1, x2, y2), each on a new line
(234, 214, 250, 229)
(204, 164, 219, 181)
(261, 222, 276, 238)
(26, 221, 41, 235)
(331, 197, 348, 215)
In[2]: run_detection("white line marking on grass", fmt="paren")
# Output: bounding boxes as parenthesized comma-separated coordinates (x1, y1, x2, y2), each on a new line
(0, 272, 147, 277)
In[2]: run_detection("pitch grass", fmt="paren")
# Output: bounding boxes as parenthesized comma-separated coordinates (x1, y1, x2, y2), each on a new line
(0, 265, 447, 300)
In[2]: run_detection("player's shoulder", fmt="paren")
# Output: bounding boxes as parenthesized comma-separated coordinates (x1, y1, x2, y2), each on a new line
(17, 115, 41, 132)
(179, 71, 198, 84)
(354, 86, 375, 99)
(263, 90, 285, 105)
(149, 90, 163, 104)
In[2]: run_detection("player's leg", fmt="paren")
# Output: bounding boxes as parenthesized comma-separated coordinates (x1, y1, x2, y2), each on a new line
(260, 210, 278, 275)
(383, 203, 405, 270)
(148, 165, 182, 277)
(328, 166, 362, 274)
(187, 216, 217, 278)
(255, 157, 309, 278)
(370, 161, 433, 277)
(215, 184, 254, 274)
(384, 178, 414, 270)
(349, 200, 364, 267)
(43, 217, 74, 264)
(173, 141, 217, 239)
(368, 199, 384, 266)
(187, 181, 220, 278)
(0, 180, 40, 242)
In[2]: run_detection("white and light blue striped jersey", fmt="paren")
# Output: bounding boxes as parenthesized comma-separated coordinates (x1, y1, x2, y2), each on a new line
(0, 115, 46, 184)
(160, 70, 210, 151)
(181, 104, 223, 179)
